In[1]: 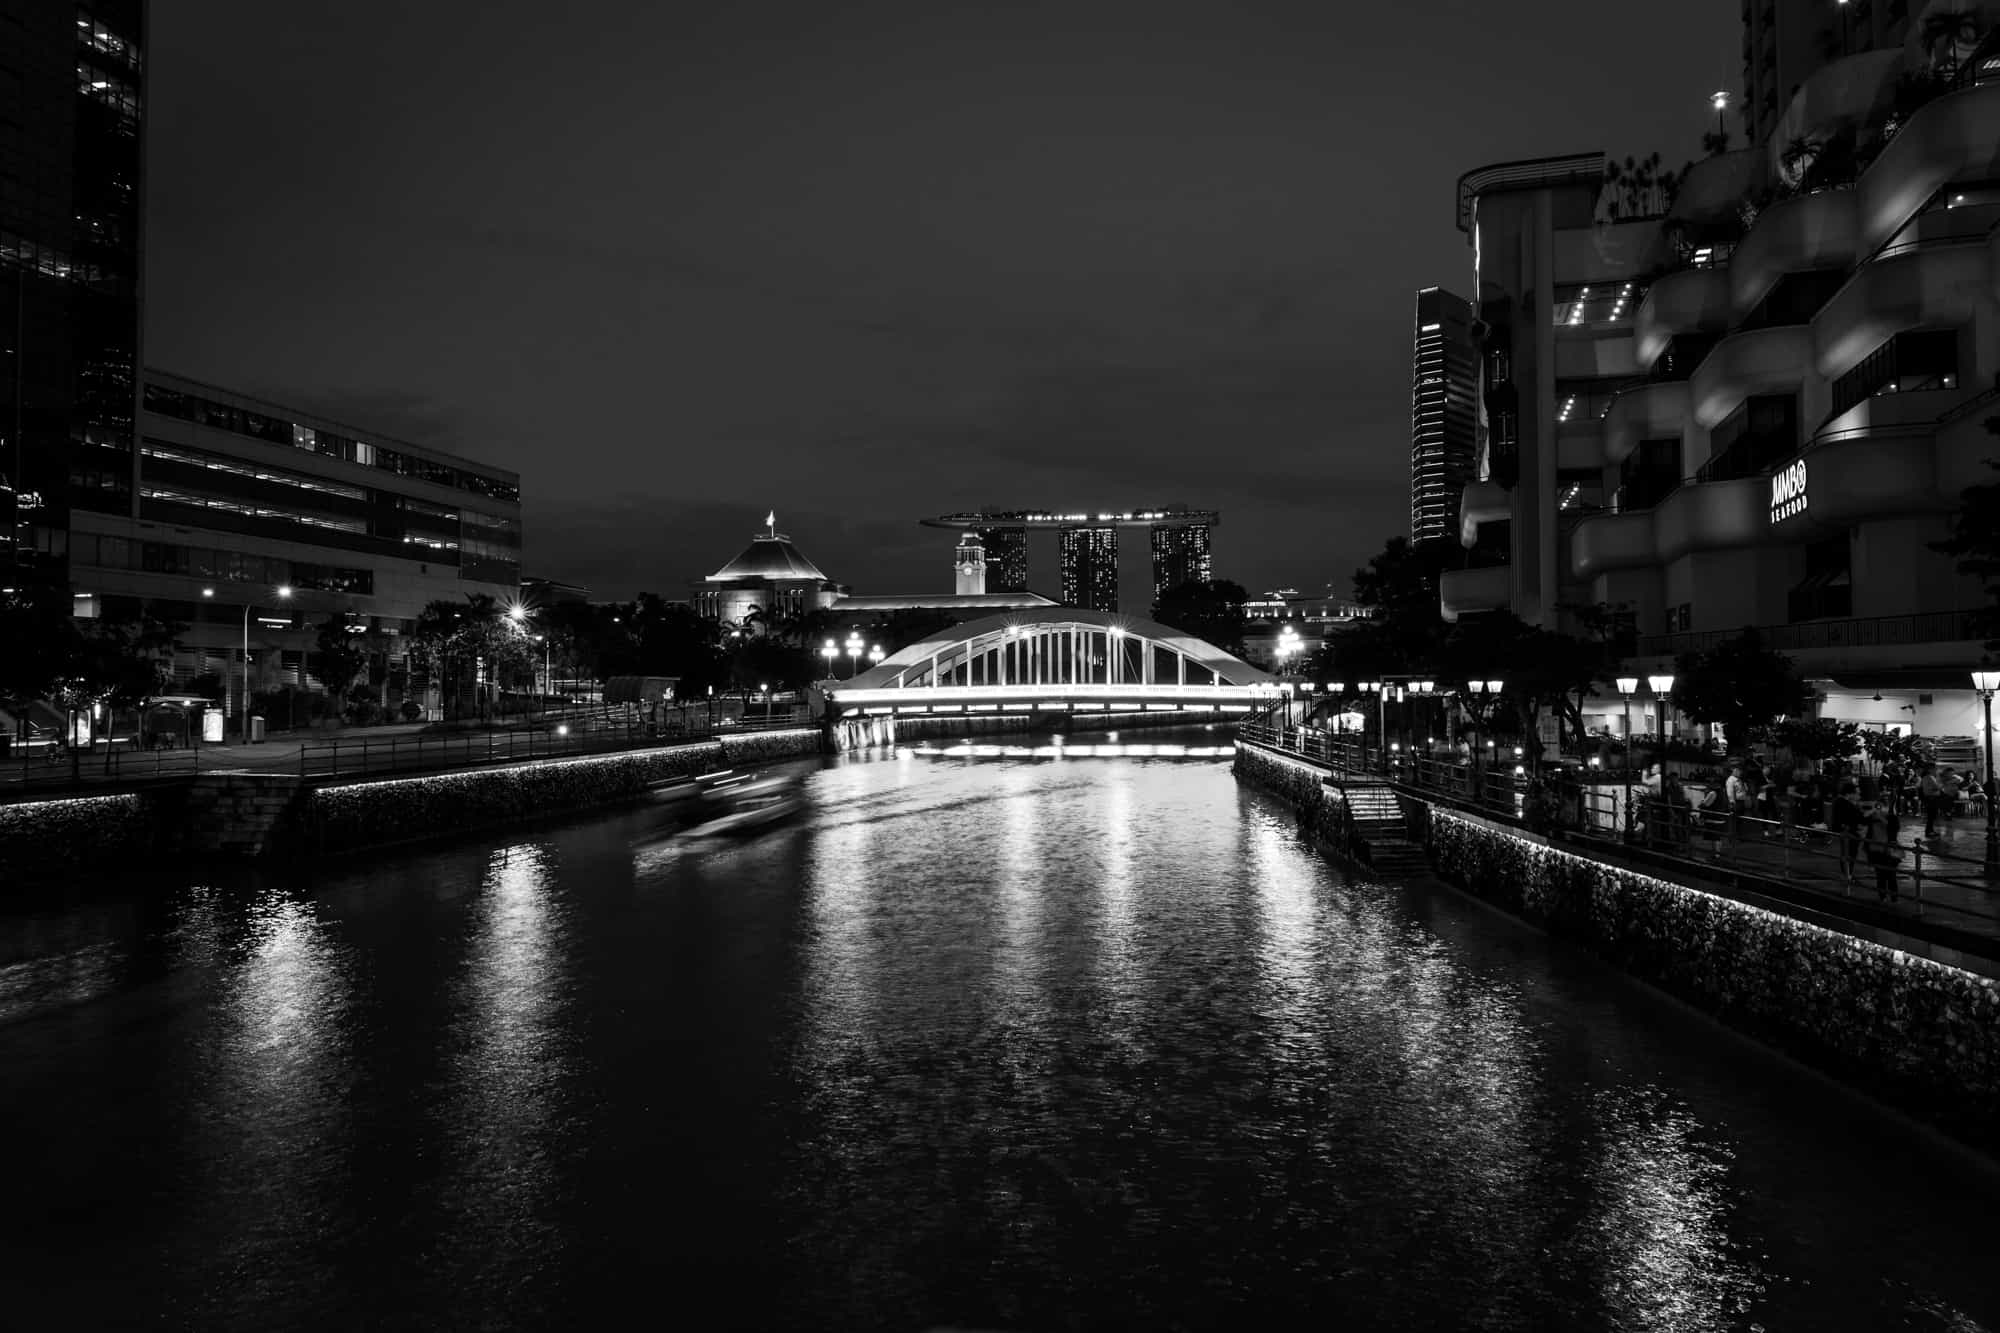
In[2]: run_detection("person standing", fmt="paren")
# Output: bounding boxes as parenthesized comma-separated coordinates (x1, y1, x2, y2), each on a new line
(1863, 795, 1903, 902)
(1831, 780, 1865, 884)
(1918, 765, 1944, 838)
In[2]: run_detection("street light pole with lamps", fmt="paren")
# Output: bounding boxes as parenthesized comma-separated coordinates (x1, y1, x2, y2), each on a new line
(845, 630, 865, 680)
(1972, 668, 2000, 870)
(1615, 676, 1638, 762)
(821, 638, 838, 679)
(1648, 674, 1676, 746)
(206, 583, 291, 743)
(1709, 89, 1729, 138)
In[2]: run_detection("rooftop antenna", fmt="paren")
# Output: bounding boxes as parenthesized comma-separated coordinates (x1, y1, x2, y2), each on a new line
(765, 510, 776, 538)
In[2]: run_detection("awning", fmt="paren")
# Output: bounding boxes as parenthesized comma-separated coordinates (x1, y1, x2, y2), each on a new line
(1819, 667, 1986, 693)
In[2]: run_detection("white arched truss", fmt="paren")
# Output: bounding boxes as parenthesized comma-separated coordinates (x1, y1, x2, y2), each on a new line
(823, 609, 1279, 717)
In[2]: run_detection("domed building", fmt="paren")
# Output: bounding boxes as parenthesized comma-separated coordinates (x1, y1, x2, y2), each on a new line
(692, 513, 847, 625)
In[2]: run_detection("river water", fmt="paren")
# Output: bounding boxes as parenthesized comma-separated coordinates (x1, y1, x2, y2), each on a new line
(2, 733, 1997, 1330)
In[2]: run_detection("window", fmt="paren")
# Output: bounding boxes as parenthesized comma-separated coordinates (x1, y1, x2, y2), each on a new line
(1551, 280, 1643, 327)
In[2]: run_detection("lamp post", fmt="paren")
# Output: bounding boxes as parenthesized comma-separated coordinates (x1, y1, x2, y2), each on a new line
(1412, 680, 1434, 754)
(1709, 89, 1728, 137)
(1648, 673, 1676, 746)
(1837, 0, 1850, 57)
(208, 583, 291, 744)
(1972, 668, 2000, 870)
(1615, 676, 1638, 763)
(869, 643, 885, 670)
(821, 638, 838, 679)
(845, 630, 864, 679)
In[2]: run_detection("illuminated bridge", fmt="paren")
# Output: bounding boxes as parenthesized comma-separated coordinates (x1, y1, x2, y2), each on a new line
(815, 608, 1280, 719)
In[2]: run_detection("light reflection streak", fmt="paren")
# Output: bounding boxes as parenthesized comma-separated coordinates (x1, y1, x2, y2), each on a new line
(438, 842, 572, 1277)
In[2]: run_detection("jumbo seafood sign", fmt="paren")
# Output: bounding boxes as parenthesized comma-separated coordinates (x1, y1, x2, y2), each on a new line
(1769, 458, 1808, 524)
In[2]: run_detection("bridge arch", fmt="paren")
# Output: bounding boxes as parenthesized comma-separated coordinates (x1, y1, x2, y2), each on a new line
(821, 608, 1277, 717)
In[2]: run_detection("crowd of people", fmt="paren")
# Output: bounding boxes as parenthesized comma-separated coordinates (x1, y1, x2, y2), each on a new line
(1630, 754, 1984, 903)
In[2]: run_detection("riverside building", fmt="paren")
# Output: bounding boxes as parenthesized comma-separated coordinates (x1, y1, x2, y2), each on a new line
(922, 506, 1220, 615)
(1409, 287, 1480, 547)
(1451, 12, 2000, 736)
(69, 370, 523, 700)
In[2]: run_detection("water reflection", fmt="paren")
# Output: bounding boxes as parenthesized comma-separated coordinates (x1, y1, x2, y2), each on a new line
(434, 843, 577, 1287)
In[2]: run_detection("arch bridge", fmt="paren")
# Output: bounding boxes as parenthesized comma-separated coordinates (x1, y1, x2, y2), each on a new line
(817, 609, 1281, 719)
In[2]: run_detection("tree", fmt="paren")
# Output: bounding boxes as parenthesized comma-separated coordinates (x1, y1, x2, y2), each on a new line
(1330, 537, 1454, 679)
(1929, 418, 2000, 643)
(1440, 610, 1609, 767)
(0, 572, 81, 732)
(1670, 629, 1815, 752)
(308, 613, 368, 711)
(1151, 578, 1249, 655)
(410, 594, 535, 722)
(1759, 717, 1861, 766)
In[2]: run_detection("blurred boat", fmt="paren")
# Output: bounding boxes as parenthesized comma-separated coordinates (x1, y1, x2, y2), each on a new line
(683, 795, 801, 838)
(700, 772, 793, 803)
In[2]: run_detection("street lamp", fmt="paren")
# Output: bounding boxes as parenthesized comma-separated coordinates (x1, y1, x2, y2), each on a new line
(1709, 89, 1729, 136)
(1836, 0, 1850, 57)
(1648, 673, 1676, 745)
(1972, 667, 2000, 870)
(821, 638, 838, 679)
(209, 582, 292, 744)
(845, 630, 865, 679)
(1615, 676, 1638, 761)
(869, 643, 885, 668)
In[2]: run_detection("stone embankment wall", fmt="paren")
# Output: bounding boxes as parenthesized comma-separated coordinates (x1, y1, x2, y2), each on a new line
(306, 728, 821, 856)
(0, 729, 824, 883)
(0, 791, 158, 882)
(1235, 741, 2000, 1145)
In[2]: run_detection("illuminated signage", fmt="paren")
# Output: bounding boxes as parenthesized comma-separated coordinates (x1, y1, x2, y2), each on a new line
(1770, 459, 1808, 524)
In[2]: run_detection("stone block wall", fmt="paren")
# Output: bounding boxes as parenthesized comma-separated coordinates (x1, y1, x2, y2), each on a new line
(0, 792, 156, 883)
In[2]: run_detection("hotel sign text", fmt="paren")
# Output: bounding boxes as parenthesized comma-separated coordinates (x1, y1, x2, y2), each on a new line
(1770, 459, 1808, 524)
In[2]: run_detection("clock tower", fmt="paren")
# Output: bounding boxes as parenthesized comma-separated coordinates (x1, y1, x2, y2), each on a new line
(953, 531, 987, 596)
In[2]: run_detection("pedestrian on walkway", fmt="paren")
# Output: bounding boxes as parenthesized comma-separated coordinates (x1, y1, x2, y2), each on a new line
(1863, 796, 1903, 902)
(1831, 780, 1865, 883)
(1919, 765, 1944, 838)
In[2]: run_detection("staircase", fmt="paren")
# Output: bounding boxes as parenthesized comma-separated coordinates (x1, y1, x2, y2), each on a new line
(1338, 782, 1431, 875)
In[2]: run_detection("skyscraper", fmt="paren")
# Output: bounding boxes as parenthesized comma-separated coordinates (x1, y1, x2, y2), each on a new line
(978, 525, 1030, 592)
(2, 0, 148, 580)
(1060, 526, 1118, 613)
(1150, 522, 1212, 604)
(1409, 287, 1478, 547)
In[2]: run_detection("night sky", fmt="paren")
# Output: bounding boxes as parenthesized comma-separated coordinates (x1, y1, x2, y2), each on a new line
(144, 1, 1735, 602)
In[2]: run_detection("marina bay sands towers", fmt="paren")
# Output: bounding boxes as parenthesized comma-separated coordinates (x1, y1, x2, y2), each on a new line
(922, 507, 1217, 615)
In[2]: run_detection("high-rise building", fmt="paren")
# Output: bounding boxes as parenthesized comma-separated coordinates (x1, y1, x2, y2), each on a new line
(2, 1, 148, 583)
(1741, 0, 1915, 149)
(1449, 7, 2000, 736)
(977, 525, 1030, 592)
(953, 530, 986, 595)
(1060, 526, 1118, 612)
(1409, 287, 1479, 546)
(1150, 522, 1212, 603)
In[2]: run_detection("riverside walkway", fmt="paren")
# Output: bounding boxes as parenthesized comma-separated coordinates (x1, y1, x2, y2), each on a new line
(1243, 722, 2000, 956)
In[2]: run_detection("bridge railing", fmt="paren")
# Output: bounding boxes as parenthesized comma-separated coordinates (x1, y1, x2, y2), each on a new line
(298, 711, 810, 782)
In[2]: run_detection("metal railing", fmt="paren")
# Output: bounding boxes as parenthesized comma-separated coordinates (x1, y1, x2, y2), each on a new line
(1634, 608, 1984, 657)
(0, 742, 201, 800)
(298, 710, 811, 781)
(1239, 727, 2000, 938)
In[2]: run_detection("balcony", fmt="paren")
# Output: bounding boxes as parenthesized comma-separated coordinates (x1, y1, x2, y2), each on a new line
(1812, 236, 1988, 380)
(1570, 508, 1656, 579)
(1635, 609, 1984, 657)
(1666, 149, 1761, 227)
(1796, 425, 1944, 525)
(1728, 189, 1859, 317)
(1689, 325, 1814, 429)
(1767, 49, 1901, 174)
(1439, 564, 1510, 622)
(1653, 476, 1770, 563)
(1633, 268, 1732, 369)
(1457, 479, 1511, 548)
(1855, 79, 2000, 257)
(1602, 381, 1691, 463)
(1554, 332, 1639, 379)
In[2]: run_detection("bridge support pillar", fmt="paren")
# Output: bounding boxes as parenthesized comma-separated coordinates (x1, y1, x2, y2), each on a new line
(824, 713, 896, 752)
